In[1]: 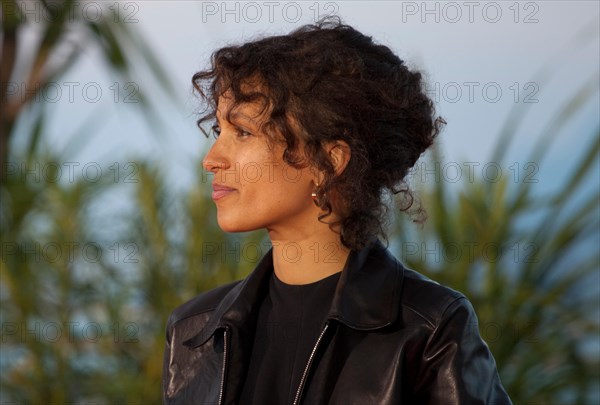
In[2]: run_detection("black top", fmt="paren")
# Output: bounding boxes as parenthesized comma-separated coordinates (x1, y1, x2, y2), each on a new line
(239, 270, 342, 404)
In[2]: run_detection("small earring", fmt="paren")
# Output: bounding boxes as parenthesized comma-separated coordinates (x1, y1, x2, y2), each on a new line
(311, 183, 321, 207)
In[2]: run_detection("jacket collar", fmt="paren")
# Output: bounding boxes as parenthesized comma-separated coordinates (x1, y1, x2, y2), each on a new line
(183, 238, 404, 348)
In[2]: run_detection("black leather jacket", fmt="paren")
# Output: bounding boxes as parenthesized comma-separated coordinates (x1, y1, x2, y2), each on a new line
(162, 240, 512, 404)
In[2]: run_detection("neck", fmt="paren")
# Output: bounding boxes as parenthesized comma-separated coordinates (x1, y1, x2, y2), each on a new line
(267, 226, 351, 285)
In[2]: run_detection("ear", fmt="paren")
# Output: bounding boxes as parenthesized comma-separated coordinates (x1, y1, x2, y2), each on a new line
(326, 140, 351, 176)
(309, 140, 352, 185)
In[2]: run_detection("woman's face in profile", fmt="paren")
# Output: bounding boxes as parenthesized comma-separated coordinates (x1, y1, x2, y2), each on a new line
(202, 93, 319, 236)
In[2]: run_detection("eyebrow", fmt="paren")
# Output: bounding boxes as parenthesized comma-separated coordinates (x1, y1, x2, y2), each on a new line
(216, 110, 260, 126)
(230, 111, 254, 121)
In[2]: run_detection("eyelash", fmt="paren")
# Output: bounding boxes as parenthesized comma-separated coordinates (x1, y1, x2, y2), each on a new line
(211, 124, 221, 138)
(211, 124, 252, 138)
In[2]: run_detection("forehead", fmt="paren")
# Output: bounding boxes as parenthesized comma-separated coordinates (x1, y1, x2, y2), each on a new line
(216, 91, 270, 123)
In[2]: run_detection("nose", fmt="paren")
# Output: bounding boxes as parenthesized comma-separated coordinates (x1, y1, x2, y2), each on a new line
(202, 138, 229, 173)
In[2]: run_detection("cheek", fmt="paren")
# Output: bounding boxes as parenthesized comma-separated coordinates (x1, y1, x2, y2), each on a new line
(273, 167, 314, 201)
(237, 146, 313, 196)
(238, 149, 276, 179)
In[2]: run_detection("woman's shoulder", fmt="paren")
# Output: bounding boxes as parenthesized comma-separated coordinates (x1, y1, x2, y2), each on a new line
(397, 264, 472, 328)
(355, 239, 475, 330)
(166, 279, 243, 329)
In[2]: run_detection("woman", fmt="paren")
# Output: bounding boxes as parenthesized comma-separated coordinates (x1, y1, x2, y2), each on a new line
(163, 17, 512, 405)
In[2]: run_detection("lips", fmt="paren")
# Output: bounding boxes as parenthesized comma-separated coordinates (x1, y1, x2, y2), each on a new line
(212, 183, 236, 201)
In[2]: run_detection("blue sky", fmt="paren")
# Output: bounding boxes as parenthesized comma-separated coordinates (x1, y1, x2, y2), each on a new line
(13, 1, 599, 197)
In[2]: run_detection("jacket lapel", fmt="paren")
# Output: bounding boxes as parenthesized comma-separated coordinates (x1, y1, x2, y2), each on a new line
(328, 238, 404, 330)
(183, 248, 275, 349)
(184, 238, 404, 346)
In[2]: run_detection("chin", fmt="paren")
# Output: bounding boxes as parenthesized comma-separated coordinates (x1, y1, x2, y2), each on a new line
(217, 222, 240, 233)
(217, 218, 259, 234)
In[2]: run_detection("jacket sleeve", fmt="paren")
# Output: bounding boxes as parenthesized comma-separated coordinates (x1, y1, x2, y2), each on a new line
(414, 296, 513, 405)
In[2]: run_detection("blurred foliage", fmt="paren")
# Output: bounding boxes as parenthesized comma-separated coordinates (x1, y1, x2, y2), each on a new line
(0, 0, 175, 173)
(1, 1, 599, 404)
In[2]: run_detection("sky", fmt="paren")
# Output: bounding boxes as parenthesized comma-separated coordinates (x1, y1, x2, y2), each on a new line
(11, 0, 600, 198)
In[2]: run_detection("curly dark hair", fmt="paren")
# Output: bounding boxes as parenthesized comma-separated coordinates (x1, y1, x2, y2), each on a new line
(192, 16, 445, 251)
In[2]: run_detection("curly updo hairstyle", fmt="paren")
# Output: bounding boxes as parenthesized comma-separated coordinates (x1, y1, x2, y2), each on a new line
(193, 16, 445, 251)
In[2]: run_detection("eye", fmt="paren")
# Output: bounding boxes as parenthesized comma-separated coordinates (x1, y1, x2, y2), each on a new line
(235, 127, 253, 138)
(211, 124, 221, 138)
(211, 122, 253, 139)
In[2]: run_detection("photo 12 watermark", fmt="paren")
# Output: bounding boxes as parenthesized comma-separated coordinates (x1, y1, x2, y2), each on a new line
(2, 161, 140, 184)
(198, 240, 345, 264)
(200, 161, 308, 184)
(1, 321, 139, 344)
(199, 1, 340, 23)
(410, 161, 539, 184)
(2, 1, 140, 24)
(425, 81, 540, 104)
(400, 241, 539, 264)
(400, 1, 540, 24)
(1, 81, 141, 105)
(1, 241, 140, 264)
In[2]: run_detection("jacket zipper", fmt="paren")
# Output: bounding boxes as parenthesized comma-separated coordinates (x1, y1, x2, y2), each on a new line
(218, 327, 229, 405)
(292, 321, 330, 405)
